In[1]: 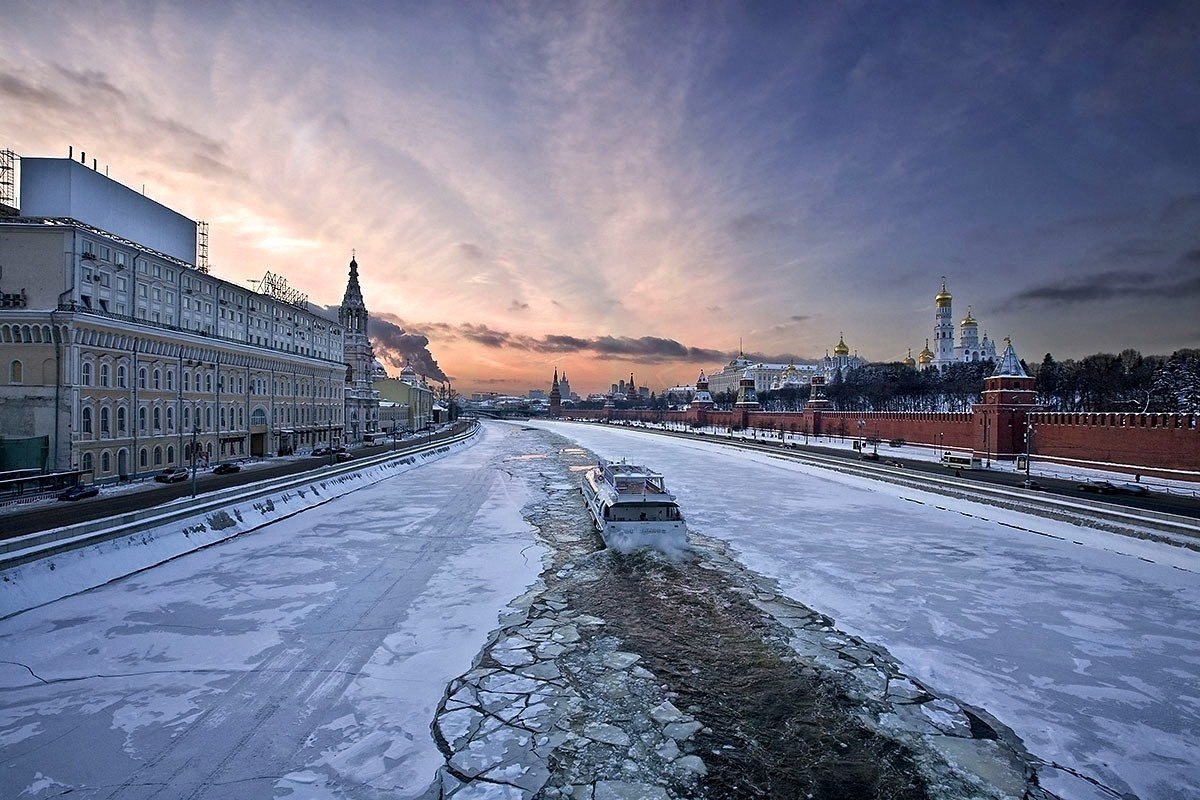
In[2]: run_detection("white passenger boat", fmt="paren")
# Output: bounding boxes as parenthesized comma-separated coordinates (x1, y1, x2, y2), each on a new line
(581, 460, 688, 553)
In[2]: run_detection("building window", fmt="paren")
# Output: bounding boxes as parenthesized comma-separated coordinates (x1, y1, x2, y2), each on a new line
(81, 362, 92, 386)
(154, 446, 163, 466)
(100, 363, 110, 387)
(166, 370, 174, 391)
(140, 448, 148, 468)
(81, 406, 93, 434)
(82, 452, 93, 473)
(139, 368, 147, 389)
(183, 371, 191, 392)
(8, 360, 21, 384)
(101, 451, 111, 473)
(139, 406, 147, 432)
(183, 406, 191, 429)
(166, 407, 175, 431)
(153, 407, 161, 431)
(118, 365, 127, 388)
(166, 445, 174, 464)
(117, 407, 127, 433)
(153, 369, 161, 389)
(100, 407, 110, 434)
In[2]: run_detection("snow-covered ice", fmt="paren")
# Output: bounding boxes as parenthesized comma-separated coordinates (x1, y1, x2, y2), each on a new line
(525, 420, 1200, 800)
(0, 424, 545, 799)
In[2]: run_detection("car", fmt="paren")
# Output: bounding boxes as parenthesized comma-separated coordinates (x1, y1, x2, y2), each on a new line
(311, 447, 331, 456)
(335, 451, 353, 462)
(860, 451, 880, 461)
(213, 462, 241, 475)
(154, 468, 189, 483)
(1116, 482, 1149, 496)
(58, 483, 99, 501)
(1077, 480, 1117, 494)
(1021, 479, 1043, 491)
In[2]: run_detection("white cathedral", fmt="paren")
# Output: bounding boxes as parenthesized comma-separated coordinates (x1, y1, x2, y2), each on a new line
(917, 278, 997, 370)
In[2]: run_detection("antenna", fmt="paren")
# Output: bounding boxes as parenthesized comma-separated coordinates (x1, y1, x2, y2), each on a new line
(255, 270, 308, 309)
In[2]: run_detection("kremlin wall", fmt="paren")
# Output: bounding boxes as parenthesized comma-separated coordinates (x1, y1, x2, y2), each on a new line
(550, 300, 1200, 480)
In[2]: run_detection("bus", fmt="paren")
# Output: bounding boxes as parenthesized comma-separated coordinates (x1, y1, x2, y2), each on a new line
(941, 452, 982, 470)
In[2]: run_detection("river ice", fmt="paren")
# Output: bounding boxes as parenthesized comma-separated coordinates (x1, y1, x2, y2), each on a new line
(524, 420, 1200, 800)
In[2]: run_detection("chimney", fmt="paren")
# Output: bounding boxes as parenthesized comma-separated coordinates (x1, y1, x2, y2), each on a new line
(80, 151, 86, 164)
(68, 145, 73, 159)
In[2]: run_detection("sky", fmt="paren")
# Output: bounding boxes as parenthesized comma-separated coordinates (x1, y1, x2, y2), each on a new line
(3, 1, 1198, 395)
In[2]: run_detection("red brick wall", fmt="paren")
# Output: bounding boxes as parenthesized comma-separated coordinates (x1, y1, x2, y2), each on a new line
(1031, 412, 1199, 477)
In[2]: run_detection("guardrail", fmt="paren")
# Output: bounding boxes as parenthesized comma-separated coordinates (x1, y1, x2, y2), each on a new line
(567, 421, 1200, 546)
(1, 423, 480, 570)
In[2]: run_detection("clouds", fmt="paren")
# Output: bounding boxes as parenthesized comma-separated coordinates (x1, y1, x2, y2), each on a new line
(4, 1, 1199, 393)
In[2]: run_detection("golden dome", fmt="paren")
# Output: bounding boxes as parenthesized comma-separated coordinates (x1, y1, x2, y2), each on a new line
(903, 348, 916, 367)
(961, 305, 977, 326)
(935, 278, 952, 306)
(833, 332, 850, 356)
(918, 338, 934, 365)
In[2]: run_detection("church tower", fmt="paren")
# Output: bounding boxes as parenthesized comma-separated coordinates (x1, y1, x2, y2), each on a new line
(549, 368, 562, 416)
(932, 278, 955, 369)
(339, 253, 380, 446)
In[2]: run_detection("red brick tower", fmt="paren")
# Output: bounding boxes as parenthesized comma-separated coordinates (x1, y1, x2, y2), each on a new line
(974, 338, 1037, 463)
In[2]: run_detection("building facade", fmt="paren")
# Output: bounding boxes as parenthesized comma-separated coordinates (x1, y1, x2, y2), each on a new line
(374, 362, 434, 433)
(0, 154, 347, 478)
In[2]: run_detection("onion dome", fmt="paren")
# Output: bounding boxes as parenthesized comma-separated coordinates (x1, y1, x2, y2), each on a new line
(961, 306, 977, 327)
(935, 278, 952, 306)
(903, 348, 916, 367)
(918, 338, 934, 365)
(833, 332, 850, 356)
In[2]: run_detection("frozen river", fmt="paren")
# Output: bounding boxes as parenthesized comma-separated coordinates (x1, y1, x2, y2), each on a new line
(1, 420, 1197, 800)
(525, 421, 1200, 800)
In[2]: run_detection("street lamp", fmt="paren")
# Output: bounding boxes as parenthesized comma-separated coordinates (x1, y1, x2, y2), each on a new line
(857, 419, 865, 452)
(190, 416, 201, 499)
(1024, 419, 1035, 479)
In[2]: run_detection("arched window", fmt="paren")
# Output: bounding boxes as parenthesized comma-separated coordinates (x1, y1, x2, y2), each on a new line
(117, 407, 127, 433)
(153, 407, 161, 430)
(81, 406, 93, 434)
(205, 407, 212, 429)
(138, 368, 147, 389)
(153, 368, 161, 389)
(101, 450, 111, 473)
(100, 363, 110, 387)
(166, 407, 175, 431)
(82, 452, 93, 473)
(153, 446, 163, 466)
(139, 448, 148, 467)
(9, 360, 22, 383)
(81, 361, 92, 386)
(166, 445, 174, 464)
(220, 407, 227, 427)
(117, 364, 127, 388)
(100, 407, 110, 435)
(183, 406, 191, 429)
(251, 407, 267, 426)
(205, 373, 213, 392)
(183, 371, 191, 392)
(166, 370, 174, 391)
(138, 406, 147, 431)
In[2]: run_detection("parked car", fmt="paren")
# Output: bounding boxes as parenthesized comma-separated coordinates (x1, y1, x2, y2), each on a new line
(311, 447, 331, 456)
(860, 451, 880, 461)
(58, 483, 99, 501)
(1021, 479, 1043, 491)
(1077, 480, 1117, 494)
(1116, 482, 1149, 496)
(154, 468, 189, 483)
(213, 462, 241, 475)
(335, 451, 353, 462)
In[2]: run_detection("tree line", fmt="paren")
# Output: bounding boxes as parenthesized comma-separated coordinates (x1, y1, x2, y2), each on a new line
(749, 349, 1199, 414)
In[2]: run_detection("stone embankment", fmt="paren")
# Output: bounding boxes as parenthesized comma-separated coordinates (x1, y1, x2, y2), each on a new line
(428, 437, 1054, 800)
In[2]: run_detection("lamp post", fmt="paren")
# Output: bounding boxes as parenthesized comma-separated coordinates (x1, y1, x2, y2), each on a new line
(984, 414, 991, 468)
(857, 418, 865, 452)
(1024, 419, 1034, 479)
(939, 431, 944, 459)
(189, 417, 200, 499)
